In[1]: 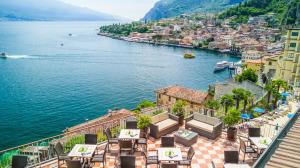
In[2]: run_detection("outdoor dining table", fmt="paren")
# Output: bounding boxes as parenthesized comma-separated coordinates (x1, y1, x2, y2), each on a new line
(68, 144, 97, 159)
(249, 137, 272, 150)
(224, 163, 251, 168)
(158, 148, 183, 162)
(118, 129, 140, 139)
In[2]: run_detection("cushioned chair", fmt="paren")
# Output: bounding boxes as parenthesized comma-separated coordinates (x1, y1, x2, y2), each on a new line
(85, 134, 97, 144)
(104, 128, 119, 151)
(150, 112, 179, 139)
(161, 136, 174, 147)
(224, 149, 239, 163)
(178, 147, 194, 168)
(185, 113, 222, 139)
(54, 142, 69, 168)
(12, 155, 28, 168)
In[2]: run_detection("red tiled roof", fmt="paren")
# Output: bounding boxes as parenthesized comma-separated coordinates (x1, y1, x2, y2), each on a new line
(155, 85, 208, 104)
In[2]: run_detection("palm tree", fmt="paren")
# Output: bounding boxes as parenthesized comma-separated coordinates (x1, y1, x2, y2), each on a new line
(272, 79, 287, 92)
(264, 84, 273, 104)
(272, 90, 282, 108)
(243, 90, 252, 112)
(232, 88, 246, 110)
(204, 100, 220, 110)
(220, 94, 235, 115)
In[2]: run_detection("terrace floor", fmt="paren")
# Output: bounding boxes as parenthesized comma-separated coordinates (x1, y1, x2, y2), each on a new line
(43, 131, 255, 168)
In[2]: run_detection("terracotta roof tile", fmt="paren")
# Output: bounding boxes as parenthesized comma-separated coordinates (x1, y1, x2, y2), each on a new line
(155, 85, 208, 104)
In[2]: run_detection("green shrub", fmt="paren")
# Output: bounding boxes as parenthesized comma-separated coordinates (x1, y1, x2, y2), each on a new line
(65, 135, 85, 152)
(0, 150, 19, 168)
(152, 109, 163, 116)
(224, 109, 241, 127)
(137, 115, 152, 129)
(136, 100, 156, 111)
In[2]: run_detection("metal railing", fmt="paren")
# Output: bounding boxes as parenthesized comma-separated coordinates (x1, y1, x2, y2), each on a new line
(253, 108, 300, 168)
(0, 113, 133, 168)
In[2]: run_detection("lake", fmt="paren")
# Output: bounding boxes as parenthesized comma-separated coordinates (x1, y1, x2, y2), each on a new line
(0, 21, 239, 150)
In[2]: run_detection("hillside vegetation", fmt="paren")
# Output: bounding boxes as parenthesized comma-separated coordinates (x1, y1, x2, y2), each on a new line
(143, 0, 245, 21)
(219, 0, 300, 26)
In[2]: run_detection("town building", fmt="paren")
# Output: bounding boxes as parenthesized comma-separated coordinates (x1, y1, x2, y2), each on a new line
(273, 28, 300, 93)
(245, 59, 266, 74)
(155, 85, 208, 114)
(241, 50, 263, 62)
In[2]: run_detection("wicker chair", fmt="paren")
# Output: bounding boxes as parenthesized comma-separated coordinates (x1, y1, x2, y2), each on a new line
(118, 155, 136, 168)
(224, 149, 239, 163)
(126, 118, 138, 129)
(248, 128, 260, 137)
(12, 155, 28, 168)
(161, 163, 178, 168)
(161, 136, 174, 147)
(119, 140, 135, 154)
(137, 128, 149, 152)
(239, 137, 257, 162)
(178, 147, 195, 168)
(85, 134, 97, 145)
(54, 142, 69, 168)
(142, 150, 159, 168)
(66, 159, 85, 168)
(104, 128, 119, 151)
(90, 144, 107, 168)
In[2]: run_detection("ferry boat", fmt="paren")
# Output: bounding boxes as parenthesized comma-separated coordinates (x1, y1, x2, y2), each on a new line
(0, 52, 7, 59)
(213, 61, 230, 72)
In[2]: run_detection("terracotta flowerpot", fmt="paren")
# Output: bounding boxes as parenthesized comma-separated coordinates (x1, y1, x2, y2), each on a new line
(227, 127, 237, 141)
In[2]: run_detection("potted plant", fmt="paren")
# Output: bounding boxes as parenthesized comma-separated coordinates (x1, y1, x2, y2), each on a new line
(224, 109, 241, 141)
(172, 100, 187, 125)
(137, 115, 152, 133)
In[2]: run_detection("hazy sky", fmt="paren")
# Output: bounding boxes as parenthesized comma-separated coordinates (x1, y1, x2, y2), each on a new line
(61, 0, 159, 20)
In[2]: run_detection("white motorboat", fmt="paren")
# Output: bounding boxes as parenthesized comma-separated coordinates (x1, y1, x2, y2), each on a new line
(0, 52, 7, 58)
(214, 61, 230, 72)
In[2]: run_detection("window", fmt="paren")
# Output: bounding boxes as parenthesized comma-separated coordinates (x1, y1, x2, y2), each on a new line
(168, 96, 171, 102)
(158, 94, 161, 99)
(292, 32, 299, 37)
(290, 43, 296, 48)
(269, 62, 272, 65)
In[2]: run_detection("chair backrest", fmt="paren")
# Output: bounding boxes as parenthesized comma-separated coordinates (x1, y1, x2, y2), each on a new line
(187, 147, 195, 160)
(126, 119, 137, 129)
(119, 139, 134, 149)
(85, 134, 97, 144)
(161, 136, 174, 147)
(239, 137, 247, 153)
(161, 163, 178, 168)
(211, 161, 217, 168)
(248, 127, 260, 137)
(120, 155, 135, 168)
(54, 142, 65, 156)
(66, 160, 82, 168)
(104, 128, 112, 139)
(12, 155, 28, 168)
(224, 149, 239, 163)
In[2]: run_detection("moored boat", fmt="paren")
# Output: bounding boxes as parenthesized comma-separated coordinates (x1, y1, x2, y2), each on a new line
(213, 61, 230, 72)
(0, 52, 7, 59)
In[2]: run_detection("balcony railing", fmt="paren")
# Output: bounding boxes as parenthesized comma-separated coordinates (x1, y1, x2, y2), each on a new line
(0, 112, 133, 168)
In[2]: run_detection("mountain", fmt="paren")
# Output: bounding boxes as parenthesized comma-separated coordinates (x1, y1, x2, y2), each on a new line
(219, 0, 300, 26)
(142, 0, 245, 21)
(0, 0, 119, 21)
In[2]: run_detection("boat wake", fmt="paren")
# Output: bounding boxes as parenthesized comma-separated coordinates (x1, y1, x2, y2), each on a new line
(4, 55, 36, 59)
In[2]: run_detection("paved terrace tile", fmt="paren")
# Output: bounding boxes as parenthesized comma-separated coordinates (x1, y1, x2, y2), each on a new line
(43, 132, 254, 168)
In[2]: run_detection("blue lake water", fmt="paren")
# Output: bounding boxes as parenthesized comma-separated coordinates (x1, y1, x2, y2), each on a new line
(0, 22, 239, 150)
